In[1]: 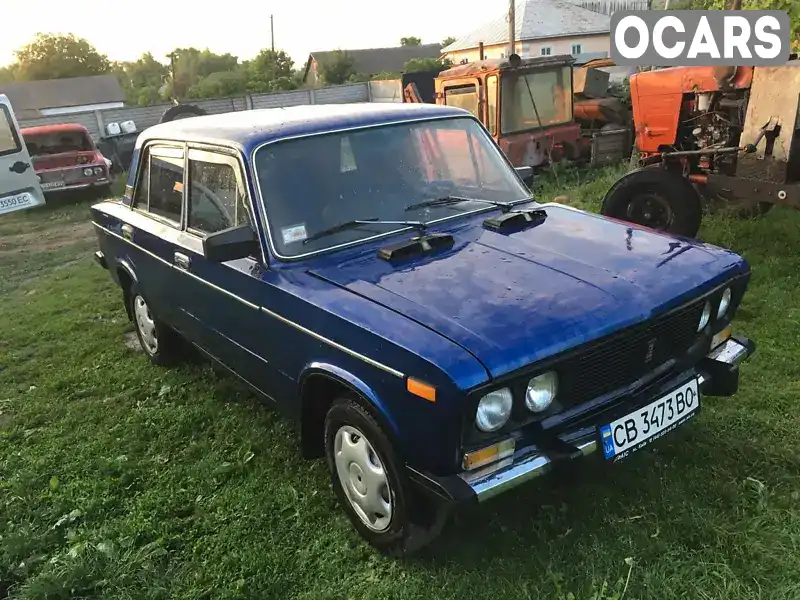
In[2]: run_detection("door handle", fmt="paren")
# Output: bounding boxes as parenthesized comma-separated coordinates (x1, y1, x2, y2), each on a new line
(9, 161, 31, 174)
(121, 224, 134, 240)
(174, 252, 191, 270)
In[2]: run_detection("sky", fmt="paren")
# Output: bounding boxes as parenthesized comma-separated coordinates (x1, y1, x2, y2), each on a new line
(0, 0, 491, 68)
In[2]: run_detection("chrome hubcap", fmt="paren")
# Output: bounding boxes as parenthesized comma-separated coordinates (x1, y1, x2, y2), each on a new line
(334, 425, 393, 532)
(133, 295, 158, 354)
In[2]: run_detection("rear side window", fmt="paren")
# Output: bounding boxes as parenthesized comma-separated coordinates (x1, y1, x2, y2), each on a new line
(0, 105, 22, 156)
(187, 156, 250, 234)
(132, 145, 184, 224)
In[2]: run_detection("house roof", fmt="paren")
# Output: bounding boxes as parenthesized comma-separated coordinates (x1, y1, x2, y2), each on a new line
(442, 0, 610, 52)
(0, 75, 125, 117)
(305, 43, 443, 80)
(140, 103, 470, 155)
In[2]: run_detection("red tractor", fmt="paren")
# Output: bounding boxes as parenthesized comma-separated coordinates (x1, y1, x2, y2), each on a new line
(601, 61, 800, 237)
(403, 54, 631, 172)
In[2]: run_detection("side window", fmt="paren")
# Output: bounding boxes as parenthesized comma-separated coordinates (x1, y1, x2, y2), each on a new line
(132, 145, 184, 224)
(486, 75, 498, 136)
(444, 84, 479, 118)
(187, 154, 250, 235)
(0, 105, 22, 156)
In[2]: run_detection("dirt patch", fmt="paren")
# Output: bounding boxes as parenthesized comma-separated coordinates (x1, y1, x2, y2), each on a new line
(123, 331, 143, 352)
(0, 221, 94, 256)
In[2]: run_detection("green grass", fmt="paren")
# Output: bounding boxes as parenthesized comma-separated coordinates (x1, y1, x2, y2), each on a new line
(1, 169, 799, 599)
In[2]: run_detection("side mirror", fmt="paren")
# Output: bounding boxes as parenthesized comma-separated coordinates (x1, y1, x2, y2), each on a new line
(515, 165, 534, 187)
(202, 223, 260, 262)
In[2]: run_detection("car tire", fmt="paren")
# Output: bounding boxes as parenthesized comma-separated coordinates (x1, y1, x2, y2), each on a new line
(159, 103, 207, 124)
(128, 285, 184, 366)
(325, 396, 443, 556)
(601, 167, 703, 238)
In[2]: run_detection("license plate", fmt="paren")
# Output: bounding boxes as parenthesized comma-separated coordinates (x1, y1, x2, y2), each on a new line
(0, 192, 34, 214)
(41, 181, 65, 190)
(599, 377, 699, 462)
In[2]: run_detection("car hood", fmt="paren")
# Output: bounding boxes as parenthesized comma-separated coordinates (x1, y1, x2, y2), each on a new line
(309, 205, 748, 379)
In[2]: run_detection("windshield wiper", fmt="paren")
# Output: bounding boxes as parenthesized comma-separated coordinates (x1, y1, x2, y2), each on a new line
(302, 218, 429, 245)
(405, 195, 534, 213)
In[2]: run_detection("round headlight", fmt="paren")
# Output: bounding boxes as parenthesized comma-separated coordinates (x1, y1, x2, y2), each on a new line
(475, 388, 513, 432)
(717, 287, 732, 319)
(698, 299, 712, 332)
(94, 166, 104, 175)
(83, 167, 93, 177)
(525, 371, 558, 413)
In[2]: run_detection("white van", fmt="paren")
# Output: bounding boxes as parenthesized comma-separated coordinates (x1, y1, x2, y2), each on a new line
(0, 94, 45, 215)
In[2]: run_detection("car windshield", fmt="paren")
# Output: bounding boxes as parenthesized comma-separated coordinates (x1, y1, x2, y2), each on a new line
(23, 130, 94, 156)
(501, 67, 573, 134)
(254, 117, 531, 257)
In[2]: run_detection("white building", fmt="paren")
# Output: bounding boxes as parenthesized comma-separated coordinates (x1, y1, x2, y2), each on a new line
(442, 0, 612, 64)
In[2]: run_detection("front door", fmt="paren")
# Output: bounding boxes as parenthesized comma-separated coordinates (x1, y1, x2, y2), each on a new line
(171, 147, 293, 402)
(0, 94, 45, 215)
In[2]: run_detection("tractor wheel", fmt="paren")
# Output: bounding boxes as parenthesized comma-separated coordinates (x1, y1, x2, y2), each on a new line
(601, 168, 703, 238)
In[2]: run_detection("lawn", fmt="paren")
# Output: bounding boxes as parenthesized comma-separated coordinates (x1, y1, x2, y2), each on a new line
(1, 171, 799, 600)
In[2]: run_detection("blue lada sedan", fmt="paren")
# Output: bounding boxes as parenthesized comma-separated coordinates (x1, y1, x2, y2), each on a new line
(90, 103, 755, 554)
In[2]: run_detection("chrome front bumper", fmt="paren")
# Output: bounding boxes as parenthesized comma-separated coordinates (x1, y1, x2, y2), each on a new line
(455, 335, 754, 503)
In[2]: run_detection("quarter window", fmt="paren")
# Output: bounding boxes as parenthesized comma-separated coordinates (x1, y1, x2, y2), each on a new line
(187, 157, 250, 234)
(132, 145, 184, 224)
(0, 105, 22, 156)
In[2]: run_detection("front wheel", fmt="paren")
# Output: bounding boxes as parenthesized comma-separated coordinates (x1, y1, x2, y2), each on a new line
(324, 397, 448, 555)
(601, 168, 703, 238)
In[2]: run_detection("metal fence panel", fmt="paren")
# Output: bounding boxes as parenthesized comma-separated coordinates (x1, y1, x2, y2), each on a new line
(314, 83, 370, 104)
(18, 111, 100, 138)
(369, 80, 403, 103)
(251, 89, 311, 109)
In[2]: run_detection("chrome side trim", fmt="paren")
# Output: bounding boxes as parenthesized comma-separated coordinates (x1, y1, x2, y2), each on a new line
(258, 305, 405, 379)
(92, 221, 405, 379)
(92, 221, 172, 267)
(459, 436, 598, 503)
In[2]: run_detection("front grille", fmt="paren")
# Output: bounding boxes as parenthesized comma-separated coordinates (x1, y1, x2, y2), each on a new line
(556, 300, 705, 407)
(39, 167, 92, 185)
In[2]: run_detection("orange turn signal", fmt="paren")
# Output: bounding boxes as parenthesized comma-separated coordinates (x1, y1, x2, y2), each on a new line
(463, 438, 515, 471)
(406, 377, 436, 403)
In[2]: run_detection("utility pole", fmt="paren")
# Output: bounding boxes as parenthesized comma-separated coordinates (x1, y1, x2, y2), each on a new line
(270, 15, 275, 52)
(507, 0, 515, 57)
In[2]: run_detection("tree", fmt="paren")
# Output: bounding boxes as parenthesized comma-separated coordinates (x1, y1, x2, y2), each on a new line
(400, 37, 422, 46)
(317, 51, 355, 85)
(0, 65, 15, 83)
(114, 53, 169, 105)
(13, 33, 110, 81)
(167, 47, 240, 100)
(404, 57, 453, 73)
(189, 70, 248, 99)
(441, 36, 457, 47)
(245, 49, 296, 93)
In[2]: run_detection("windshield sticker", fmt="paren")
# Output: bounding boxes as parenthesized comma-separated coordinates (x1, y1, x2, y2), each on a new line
(282, 224, 308, 245)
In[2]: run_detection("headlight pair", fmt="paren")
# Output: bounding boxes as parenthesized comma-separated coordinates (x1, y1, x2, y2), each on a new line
(697, 286, 733, 332)
(475, 371, 558, 432)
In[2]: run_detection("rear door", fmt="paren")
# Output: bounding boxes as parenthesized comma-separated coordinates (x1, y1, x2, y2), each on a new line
(0, 94, 45, 215)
